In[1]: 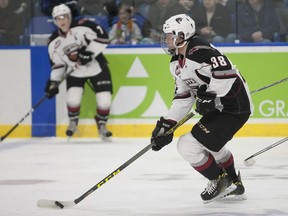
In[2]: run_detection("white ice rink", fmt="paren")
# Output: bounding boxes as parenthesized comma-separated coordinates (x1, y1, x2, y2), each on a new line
(0, 137, 288, 216)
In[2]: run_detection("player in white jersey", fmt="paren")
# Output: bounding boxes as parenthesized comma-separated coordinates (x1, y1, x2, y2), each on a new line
(150, 14, 253, 203)
(45, 4, 113, 141)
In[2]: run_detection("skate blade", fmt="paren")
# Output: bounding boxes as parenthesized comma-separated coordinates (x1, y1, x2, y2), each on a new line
(66, 129, 80, 141)
(217, 193, 247, 201)
(203, 184, 237, 204)
(101, 136, 112, 142)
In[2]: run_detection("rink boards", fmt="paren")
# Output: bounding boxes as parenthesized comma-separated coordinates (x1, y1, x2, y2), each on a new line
(0, 46, 288, 138)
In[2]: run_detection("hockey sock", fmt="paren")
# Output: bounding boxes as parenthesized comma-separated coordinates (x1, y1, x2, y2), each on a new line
(219, 154, 237, 181)
(95, 108, 110, 125)
(67, 106, 80, 119)
(193, 153, 223, 180)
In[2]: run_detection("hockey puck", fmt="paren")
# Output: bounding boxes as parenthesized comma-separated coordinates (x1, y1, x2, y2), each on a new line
(55, 201, 64, 209)
(244, 158, 256, 167)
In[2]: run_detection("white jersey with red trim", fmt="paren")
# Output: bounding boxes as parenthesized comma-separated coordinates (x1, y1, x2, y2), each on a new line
(166, 36, 254, 122)
(48, 19, 109, 81)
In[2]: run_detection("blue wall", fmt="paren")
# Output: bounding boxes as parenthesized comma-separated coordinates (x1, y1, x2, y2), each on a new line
(31, 46, 56, 137)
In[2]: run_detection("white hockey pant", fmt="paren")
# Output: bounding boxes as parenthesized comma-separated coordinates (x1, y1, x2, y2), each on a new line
(67, 87, 83, 108)
(95, 91, 112, 110)
(177, 132, 231, 167)
(67, 88, 112, 109)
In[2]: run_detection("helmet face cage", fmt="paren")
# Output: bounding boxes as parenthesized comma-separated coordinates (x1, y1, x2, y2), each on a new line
(161, 14, 196, 55)
(160, 32, 177, 56)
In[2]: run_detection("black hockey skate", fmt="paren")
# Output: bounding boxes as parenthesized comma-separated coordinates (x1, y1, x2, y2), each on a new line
(66, 119, 79, 138)
(98, 123, 112, 141)
(219, 171, 247, 201)
(201, 171, 236, 204)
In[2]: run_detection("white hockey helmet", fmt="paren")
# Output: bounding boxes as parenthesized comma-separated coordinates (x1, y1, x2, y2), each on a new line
(161, 14, 196, 55)
(52, 4, 72, 31)
(52, 4, 71, 19)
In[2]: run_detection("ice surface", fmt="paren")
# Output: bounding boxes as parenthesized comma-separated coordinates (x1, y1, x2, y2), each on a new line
(0, 137, 287, 216)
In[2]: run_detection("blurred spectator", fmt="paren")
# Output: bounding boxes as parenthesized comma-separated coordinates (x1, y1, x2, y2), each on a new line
(114, 2, 155, 44)
(218, 0, 245, 14)
(0, 0, 27, 45)
(273, 0, 288, 41)
(109, 4, 143, 45)
(218, 0, 245, 40)
(147, 0, 187, 43)
(193, 0, 237, 43)
(41, 0, 79, 17)
(129, 2, 152, 36)
(77, 0, 107, 15)
(32, 0, 45, 16)
(103, 0, 121, 30)
(238, 0, 280, 42)
(178, 0, 200, 16)
(133, 0, 154, 18)
(74, 0, 156, 35)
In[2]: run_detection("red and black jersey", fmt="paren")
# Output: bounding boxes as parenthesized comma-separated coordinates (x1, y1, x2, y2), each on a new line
(166, 36, 253, 121)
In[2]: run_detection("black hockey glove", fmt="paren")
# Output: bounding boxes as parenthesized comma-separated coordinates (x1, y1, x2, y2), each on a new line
(77, 47, 93, 65)
(151, 117, 177, 151)
(45, 80, 60, 99)
(196, 85, 216, 116)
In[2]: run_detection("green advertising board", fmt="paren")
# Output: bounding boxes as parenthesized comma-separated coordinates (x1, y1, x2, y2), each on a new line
(227, 53, 288, 119)
(81, 51, 288, 119)
(69, 48, 288, 137)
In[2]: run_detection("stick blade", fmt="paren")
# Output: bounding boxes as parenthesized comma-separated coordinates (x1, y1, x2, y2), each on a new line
(244, 157, 256, 167)
(37, 199, 76, 209)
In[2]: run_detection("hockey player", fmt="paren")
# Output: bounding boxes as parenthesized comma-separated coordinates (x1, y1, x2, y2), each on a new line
(150, 14, 253, 203)
(45, 4, 113, 141)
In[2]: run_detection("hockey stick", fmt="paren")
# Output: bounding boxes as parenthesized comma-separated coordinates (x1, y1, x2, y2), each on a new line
(242, 77, 288, 166)
(37, 110, 197, 209)
(86, 80, 95, 92)
(250, 76, 288, 94)
(36, 77, 288, 209)
(0, 67, 75, 142)
(0, 96, 47, 142)
(244, 137, 288, 167)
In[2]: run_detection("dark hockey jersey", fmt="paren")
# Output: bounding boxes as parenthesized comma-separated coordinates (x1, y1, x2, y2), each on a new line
(166, 36, 253, 121)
